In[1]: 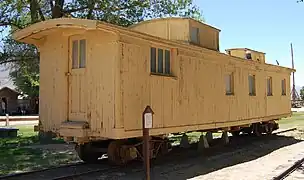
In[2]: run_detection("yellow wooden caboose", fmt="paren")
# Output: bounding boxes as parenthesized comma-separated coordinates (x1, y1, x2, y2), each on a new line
(12, 17, 294, 164)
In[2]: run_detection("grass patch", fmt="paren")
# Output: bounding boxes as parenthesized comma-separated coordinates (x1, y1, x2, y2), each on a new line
(168, 112, 304, 145)
(278, 112, 304, 130)
(0, 126, 39, 148)
(0, 147, 79, 175)
(0, 125, 64, 148)
(0, 125, 78, 176)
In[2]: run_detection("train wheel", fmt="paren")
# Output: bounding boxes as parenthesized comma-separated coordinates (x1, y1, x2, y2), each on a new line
(75, 143, 100, 163)
(231, 130, 241, 137)
(241, 126, 253, 135)
(107, 140, 124, 165)
(266, 123, 274, 135)
(156, 140, 171, 157)
(107, 140, 137, 165)
(252, 123, 262, 136)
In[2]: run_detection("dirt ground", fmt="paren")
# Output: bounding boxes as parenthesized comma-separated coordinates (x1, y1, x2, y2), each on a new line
(21, 124, 304, 180)
(90, 130, 304, 180)
(25, 130, 304, 180)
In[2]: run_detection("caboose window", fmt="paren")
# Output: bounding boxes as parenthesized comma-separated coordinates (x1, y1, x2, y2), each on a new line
(190, 27, 199, 44)
(150, 47, 171, 75)
(71, 39, 86, 69)
(79, 39, 86, 68)
(225, 73, 234, 95)
(245, 50, 252, 60)
(267, 77, 273, 96)
(165, 50, 170, 74)
(282, 79, 286, 95)
(72, 40, 78, 69)
(150, 47, 156, 73)
(158, 49, 163, 73)
(248, 75, 256, 96)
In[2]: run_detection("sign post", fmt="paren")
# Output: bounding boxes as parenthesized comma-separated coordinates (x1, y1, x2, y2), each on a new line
(142, 105, 154, 180)
(5, 114, 9, 126)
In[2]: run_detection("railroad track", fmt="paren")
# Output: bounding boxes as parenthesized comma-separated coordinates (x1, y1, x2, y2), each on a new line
(0, 162, 85, 180)
(272, 157, 304, 180)
(0, 160, 112, 180)
(0, 128, 298, 180)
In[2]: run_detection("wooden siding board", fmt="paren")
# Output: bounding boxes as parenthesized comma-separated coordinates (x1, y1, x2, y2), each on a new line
(39, 32, 68, 132)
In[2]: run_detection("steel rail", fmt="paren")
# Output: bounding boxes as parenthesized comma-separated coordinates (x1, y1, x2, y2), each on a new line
(272, 157, 304, 180)
(51, 166, 119, 180)
(0, 162, 85, 179)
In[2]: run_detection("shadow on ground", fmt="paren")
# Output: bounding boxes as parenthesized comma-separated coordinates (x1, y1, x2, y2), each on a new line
(0, 134, 76, 176)
(123, 134, 303, 180)
(0, 147, 79, 176)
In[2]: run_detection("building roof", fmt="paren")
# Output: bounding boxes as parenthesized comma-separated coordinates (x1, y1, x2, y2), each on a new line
(0, 87, 20, 95)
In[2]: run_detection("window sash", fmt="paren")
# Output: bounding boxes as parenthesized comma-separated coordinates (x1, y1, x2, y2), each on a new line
(150, 47, 171, 75)
(190, 27, 199, 44)
(150, 47, 156, 73)
(267, 77, 272, 96)
(158, 49, 163, 73)
(225, 74, 233, 94)
(248, 75, 256, 95)
(71, 39, 86, 69)
(281, 79, 286, 95)
(72, 40, 78, 69)
(79, 39, 86, 68)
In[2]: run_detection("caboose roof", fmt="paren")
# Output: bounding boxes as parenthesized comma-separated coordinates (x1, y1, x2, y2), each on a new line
(12, 18, 295, 73)
(128, 17, 221, 32)
(226, 48, 266, 54)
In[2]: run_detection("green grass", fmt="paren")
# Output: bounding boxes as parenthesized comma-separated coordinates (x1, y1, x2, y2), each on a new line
(0, 125, 78, 176)
(278, 112, 304, 130)
(0, 126, 39, 148)
(169, 112, 304, 145)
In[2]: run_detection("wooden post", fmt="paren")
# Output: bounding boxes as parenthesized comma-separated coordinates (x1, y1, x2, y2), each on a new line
(142, 105, 154, 180)
(5, 114, 9, 126)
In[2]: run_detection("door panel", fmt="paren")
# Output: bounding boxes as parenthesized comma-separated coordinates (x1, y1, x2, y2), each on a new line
(68, 35, 87, 122)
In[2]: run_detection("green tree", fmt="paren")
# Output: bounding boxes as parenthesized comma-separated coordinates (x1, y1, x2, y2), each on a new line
(0, 0, 204, 98)
(300, 86, 304, 100)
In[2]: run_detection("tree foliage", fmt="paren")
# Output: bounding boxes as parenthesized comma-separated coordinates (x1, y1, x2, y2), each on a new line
(300, 86, 304, 100)
(0, 0, 203, 97)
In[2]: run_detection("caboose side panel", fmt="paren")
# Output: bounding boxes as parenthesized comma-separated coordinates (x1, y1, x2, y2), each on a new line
(38, 27, 119, 138)
(118, 34, 179, 131)
(39, 32, 69, 132)
(119, 41, 152, 131)
(265, 71, 291, 116)
(84, 29, 119, 137)
(117, 37, 293, 138)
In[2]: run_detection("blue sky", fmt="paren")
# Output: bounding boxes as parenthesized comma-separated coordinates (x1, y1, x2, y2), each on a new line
(194, 0, 304, 87)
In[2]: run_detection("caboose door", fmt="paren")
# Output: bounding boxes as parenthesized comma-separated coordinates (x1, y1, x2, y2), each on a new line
(67, 35, 87, 122)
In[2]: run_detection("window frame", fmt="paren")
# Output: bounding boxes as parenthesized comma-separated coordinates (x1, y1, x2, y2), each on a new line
(267, 76, 273, 96)
(225, 72, 234, 96)
(281, 79, 287, 96)
(248, 74, 256, 96)
(150, 46, 173, 77)
(190, 26, 200, 44)
(70, 38, 87, 69)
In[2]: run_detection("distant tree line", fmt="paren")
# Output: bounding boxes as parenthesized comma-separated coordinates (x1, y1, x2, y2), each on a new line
(300, 87, 304, 100)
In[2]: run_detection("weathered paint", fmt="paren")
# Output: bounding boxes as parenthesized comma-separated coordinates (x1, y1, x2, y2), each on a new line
(129, 17, 220, 51)
(12, 18, 294, 141)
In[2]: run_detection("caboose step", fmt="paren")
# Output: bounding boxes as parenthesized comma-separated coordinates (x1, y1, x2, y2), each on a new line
(59, 121, 89, 138)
